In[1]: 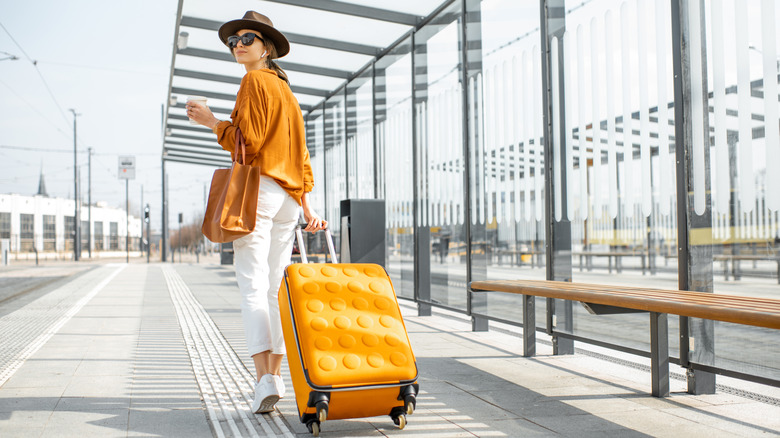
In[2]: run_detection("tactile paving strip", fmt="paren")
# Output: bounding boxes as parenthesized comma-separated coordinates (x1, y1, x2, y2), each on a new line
(0, 264, 125, 387)
(162, 266, 294, 438)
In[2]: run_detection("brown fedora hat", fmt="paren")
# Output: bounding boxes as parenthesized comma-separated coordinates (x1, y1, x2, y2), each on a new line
(218, 11, 290, 57)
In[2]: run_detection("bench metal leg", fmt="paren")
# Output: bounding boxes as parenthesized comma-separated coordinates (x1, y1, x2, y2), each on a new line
(650, 312, 669, 397)
(522, 295, 535, 357)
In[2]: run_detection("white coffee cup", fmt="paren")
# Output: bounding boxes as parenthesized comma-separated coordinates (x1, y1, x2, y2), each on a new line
(186, 96, 207, 125)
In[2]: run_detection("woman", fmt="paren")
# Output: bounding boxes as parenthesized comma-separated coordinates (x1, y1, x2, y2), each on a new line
(187, 10, 326, 414)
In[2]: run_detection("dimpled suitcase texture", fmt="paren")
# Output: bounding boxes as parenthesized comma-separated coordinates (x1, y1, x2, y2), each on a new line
(279, 227, 418, 436)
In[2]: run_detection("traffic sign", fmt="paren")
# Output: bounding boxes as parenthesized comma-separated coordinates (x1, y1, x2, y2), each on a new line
(118, 156, 136, 180)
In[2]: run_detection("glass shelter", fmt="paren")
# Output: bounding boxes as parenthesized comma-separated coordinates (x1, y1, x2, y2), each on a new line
(163, 0, 780, 390)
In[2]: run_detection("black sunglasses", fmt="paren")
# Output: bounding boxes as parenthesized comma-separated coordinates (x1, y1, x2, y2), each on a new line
(227, 33, 265, 49)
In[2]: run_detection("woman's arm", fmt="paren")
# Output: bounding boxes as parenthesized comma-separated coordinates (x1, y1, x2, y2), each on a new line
(301, 192, 327, 233)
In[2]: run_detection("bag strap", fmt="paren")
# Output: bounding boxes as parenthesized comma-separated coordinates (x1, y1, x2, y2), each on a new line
(234, 128, 247, 165)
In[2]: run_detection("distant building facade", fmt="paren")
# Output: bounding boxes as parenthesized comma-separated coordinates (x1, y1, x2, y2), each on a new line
(0, 193, 142, 258)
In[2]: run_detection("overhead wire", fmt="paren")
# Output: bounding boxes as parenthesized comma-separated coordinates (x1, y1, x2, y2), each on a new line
(0, 21, 71, 126)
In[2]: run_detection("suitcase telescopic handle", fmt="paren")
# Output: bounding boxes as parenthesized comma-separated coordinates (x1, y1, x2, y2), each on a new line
(295, 221, 338, 264)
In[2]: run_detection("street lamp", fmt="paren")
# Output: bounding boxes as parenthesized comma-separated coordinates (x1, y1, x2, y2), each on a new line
(69, 108, 81, 261)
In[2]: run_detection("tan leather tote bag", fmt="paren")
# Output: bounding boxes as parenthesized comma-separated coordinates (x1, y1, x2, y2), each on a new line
(202, 128, 261, 243)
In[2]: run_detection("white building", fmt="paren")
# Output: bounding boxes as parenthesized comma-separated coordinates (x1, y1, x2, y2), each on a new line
(0, 193, 142, 260)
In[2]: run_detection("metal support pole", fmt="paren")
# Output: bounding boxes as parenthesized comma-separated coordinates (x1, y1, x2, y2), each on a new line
(161, 161, 168, 262)
(671, 0, 716, 395)
(541, 0, 574, 355)
(70, 109, 80, 261)
(146, 204, 150, 264)
(411, 31, 431, 318)
(126, 179, 129, 263)
(88, 147, 92, 258)
(650, 311, 670, 397)
(522, 295, 536, 357)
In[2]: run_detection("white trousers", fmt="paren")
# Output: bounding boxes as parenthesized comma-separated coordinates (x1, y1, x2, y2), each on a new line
(233, 176, 300, 356)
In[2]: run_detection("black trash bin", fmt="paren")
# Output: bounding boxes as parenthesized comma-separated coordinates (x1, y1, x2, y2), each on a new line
(340, 199, 385, 267)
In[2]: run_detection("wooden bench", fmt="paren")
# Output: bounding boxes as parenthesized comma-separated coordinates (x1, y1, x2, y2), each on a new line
(469, 279, 780, 397)
(713, 254, 780, 284)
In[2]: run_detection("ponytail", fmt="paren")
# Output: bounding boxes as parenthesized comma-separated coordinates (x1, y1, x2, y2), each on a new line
(263, 39, 289, 85)
(268, 59, 289, 85)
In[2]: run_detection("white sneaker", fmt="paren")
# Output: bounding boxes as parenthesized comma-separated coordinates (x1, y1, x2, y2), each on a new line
(274, 374, 286, 399)
(252, 374, 280, 414)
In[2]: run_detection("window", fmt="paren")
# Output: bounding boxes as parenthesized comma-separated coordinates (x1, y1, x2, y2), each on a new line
(43, 215, 56, 251)
(0, 213, 10, 239)
(20, 214, 34, 252)
(110, 222, 118, 250)
(94, 221, 104, 250)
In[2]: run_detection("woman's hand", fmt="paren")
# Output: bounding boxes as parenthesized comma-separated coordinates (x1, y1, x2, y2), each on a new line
(301, 192, 327, 233)
(303, 207, 327, 233)
(186, 101, 219, 129)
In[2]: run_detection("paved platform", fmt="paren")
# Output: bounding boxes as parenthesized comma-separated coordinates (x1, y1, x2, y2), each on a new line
(0, 260, 778, 437)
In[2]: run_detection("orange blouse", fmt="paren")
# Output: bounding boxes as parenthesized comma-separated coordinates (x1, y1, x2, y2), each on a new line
(214, 68, 313, 205)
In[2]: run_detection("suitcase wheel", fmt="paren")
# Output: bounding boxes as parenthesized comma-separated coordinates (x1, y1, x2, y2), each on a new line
(316, 400, 329, 422)
(404, 394, 416, 415)
(306, 419, 321, 437)
(392, 413, 407, 430)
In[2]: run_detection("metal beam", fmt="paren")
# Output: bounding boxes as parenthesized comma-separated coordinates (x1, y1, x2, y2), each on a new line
(168, 133, 223, 143)
(177, 48, 352, 79)
(167, 123, 213, 134)
(164, 150, 230, 162)
(166, 146, 230, 158)
(172, 86, 236, 102)
(260, 0, 421, 25)
(165, 140, 220, 149)
(172, 102, 233, 116)
(284, 32, 379, 56)
(175, 68, 241, 85)
(180, 16, 381, 55)
(163, 155, 231, 168)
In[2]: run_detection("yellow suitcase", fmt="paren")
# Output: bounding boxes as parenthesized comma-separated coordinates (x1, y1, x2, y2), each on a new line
(279, 227, 418, 436)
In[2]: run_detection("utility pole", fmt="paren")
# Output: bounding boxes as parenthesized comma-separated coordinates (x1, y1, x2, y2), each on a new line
(144, 204, 150, 263)
(140, 185, 144, 258)
(87, 147, 92, 258)
(126, 179, 129, 263)
(69, 109, 80, 261)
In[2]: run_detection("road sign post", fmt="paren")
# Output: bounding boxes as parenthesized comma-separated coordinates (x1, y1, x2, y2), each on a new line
(119, 156, 136, 263)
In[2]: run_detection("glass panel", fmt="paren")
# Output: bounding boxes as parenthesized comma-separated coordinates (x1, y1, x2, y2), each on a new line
(475, 0, 548, 327)
(377, 37, 415, 299)
(415, 2, 466, 310)
(346, 68, 375, 199)
(702, 0, 780, 380)
(560, 0, 680, 354)
(325, 93, 347, 252)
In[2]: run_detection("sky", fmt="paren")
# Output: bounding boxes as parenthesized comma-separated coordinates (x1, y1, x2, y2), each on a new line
(0, 0, 442, 234)
(0, 0, 193, 233)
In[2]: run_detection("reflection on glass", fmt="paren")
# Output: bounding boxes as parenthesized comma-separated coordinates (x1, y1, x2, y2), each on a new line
(377, 40, 415, 299)
(558, 0, 679, 354)
(476, 0, 547, 326)
(703, 0, 780, 380)
(415, 4, 466, 310)
(325, 94, 346, 251)
(347, 70, 375, 199)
